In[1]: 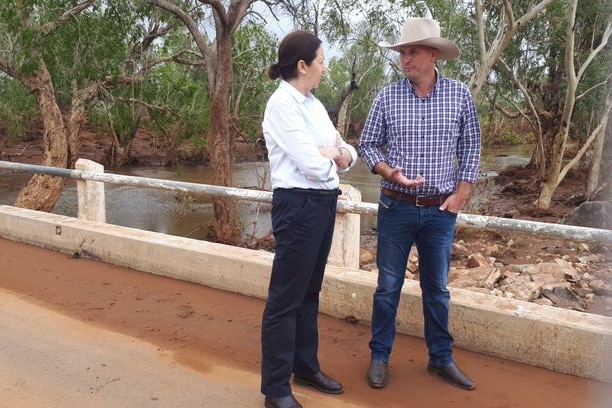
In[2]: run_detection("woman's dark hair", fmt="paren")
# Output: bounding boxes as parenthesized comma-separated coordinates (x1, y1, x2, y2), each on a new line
(268, 30, 322, 81)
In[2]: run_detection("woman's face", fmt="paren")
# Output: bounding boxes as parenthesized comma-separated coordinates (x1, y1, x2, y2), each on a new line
(302, 45, 326, 90)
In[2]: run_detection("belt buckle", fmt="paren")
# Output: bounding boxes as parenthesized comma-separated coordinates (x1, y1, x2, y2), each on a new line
(415, 195, 427, 207)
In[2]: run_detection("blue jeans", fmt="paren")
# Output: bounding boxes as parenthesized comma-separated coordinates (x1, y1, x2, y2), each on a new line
(369, 192, 457, 366)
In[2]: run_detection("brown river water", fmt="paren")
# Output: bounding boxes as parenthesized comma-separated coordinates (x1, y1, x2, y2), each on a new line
(0, 145, 531, 241)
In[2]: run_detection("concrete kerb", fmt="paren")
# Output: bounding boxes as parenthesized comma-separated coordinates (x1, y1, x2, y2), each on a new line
(1, 205, 611, 384)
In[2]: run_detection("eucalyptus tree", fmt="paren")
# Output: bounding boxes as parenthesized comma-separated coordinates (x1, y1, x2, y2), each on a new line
(469, 0, 556, 97)
(470, 0, 611, 208)
(0, 1, 95, 211)
(0, 76, 37, 143)
(144, 0, 266, 244)
(230, 22, 278, 143)
(534, 0, 611, 209)
(0, 1, 178, 211)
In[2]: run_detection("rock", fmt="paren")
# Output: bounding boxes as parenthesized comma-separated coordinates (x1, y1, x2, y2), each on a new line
(448, 266, 501, 290)
(541, 286, 586, 311)
(485, 244, 501, 257)
(359, 248, 375, 267)
(508, 259, 577, 285)
(451, 243, 469, 260)
(467, 253, 489, 268)
(482, 268, 503, 290)
(405, 271, 417, 280)
(577, 254, 603, 264)
(498, 274, 541, 301)
(572, 287, 593, 298)
(582, 272, 597, 281)
(533, 297, 555, 307)
(589, 280, 612, 296)
(559, 201, 612, 230)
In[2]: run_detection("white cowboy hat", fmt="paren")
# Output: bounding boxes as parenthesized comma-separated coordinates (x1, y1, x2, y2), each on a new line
(378, 17, 459, 60)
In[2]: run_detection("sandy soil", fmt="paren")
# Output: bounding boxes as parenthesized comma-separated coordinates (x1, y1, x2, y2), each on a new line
(1, 238, 611, 408)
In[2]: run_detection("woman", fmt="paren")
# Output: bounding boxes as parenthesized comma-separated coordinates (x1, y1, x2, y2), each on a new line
(260, 31, 357, 408)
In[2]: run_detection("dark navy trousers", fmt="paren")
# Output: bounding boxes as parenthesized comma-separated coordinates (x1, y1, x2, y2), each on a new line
(261, 188, 339, 398)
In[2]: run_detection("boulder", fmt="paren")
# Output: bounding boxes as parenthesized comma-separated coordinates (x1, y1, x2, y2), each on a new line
(559, 201, 612, 230)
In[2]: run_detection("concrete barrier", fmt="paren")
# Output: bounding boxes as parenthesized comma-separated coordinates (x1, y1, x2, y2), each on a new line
(1, 204, 611, 384)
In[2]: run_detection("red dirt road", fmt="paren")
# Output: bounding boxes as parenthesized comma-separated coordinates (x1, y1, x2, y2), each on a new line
(1, 238, 610, 407)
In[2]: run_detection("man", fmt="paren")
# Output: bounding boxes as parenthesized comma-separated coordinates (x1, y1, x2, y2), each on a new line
(358, 17, 481, 391)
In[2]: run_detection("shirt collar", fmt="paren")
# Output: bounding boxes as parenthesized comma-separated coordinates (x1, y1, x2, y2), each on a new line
(279, 79, 313, 104)
(406, 68, 441, 97)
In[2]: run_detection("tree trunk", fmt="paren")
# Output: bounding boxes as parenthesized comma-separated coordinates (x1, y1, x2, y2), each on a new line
(535, 0, 578, 210)
(208, 37, 237, 244)
(535, 129, 565, 209)
(14, 62, 68, 212)
(67, 82, 101, 167)
(586, 110, 609, 199)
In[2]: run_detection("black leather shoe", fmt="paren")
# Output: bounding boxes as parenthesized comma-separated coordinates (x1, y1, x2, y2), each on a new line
(427, 362, 475, 390)
(293, 371, 344, 394)
(264, 394, 303, 408)
(367, 360, 387, 388)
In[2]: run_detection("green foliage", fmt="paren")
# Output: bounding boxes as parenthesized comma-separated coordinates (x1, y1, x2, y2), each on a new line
(479, 115, 534, 147)
(570, 0, 612, 142)
(231, 22, 278, 142)
(146, 62, 211, 141)
(0, 76, 38, 141)
(1, 0, 608, 165)
(41, 3, 138, 106)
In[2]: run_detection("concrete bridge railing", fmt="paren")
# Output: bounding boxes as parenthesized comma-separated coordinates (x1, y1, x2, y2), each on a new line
(2, 159, 611, 251)
(1, 159, 612, 384)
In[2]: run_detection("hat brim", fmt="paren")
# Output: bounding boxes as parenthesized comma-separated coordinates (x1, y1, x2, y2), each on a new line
(378, 38, 459, 60)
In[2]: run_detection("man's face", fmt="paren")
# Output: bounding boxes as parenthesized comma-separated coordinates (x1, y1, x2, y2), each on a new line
(398, 45, 437, 81)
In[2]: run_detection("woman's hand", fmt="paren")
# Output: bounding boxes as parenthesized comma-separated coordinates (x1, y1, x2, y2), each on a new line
(319, 146, 352, 169)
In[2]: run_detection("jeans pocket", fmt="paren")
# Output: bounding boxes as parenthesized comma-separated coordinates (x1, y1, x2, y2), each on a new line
(378, 192, 397, 210)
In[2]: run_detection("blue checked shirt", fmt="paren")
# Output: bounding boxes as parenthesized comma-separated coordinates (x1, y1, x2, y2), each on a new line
(359, 73, 481, 196)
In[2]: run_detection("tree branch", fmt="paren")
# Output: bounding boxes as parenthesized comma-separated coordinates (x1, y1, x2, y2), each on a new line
(557, 92, 612, 187)
(40, 0, 96, 36)
(146, 0, 215, 74)
(576, 17, 612, 82)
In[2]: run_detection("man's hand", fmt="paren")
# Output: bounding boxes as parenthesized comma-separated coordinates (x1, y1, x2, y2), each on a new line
(374, 163, 425, 188)
(387, 167, 425, 188)
(439, 181, 472, 213)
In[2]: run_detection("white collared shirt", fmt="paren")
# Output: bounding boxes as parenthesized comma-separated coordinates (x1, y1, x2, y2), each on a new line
(262, 80, 357, 190)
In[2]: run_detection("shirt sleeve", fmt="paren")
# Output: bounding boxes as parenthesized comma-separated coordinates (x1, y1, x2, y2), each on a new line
(338, 138, 358, 174)
(264, 96, 335, 182)
(358, 92, 387, 172)
(457, 88, 481, 184)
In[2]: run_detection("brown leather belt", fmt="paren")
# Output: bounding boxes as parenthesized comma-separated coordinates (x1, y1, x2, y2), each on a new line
(381, 187, 451, 207)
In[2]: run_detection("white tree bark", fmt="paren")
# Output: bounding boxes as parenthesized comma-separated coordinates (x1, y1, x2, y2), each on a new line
(469, 0, 556, 97)
(535, 1, 612, 209)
